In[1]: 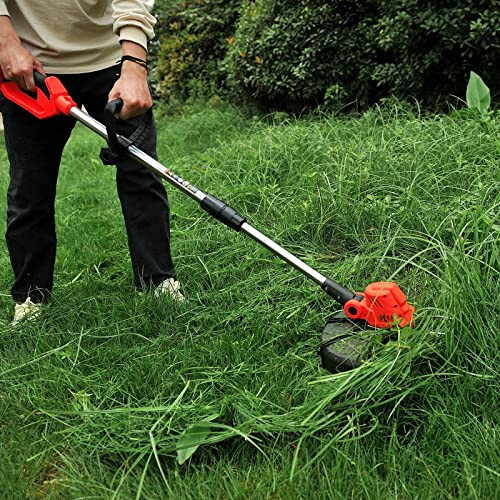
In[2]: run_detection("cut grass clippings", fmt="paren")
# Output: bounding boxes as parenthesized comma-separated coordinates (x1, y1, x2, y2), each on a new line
(0, 103, 498, 498)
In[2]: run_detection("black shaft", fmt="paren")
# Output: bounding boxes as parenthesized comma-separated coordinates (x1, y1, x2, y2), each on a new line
(201, 194, 246, 231)
(321, 278, 356, 305)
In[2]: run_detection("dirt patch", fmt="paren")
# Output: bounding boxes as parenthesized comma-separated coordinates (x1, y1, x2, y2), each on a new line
(27, 459, 62, 499)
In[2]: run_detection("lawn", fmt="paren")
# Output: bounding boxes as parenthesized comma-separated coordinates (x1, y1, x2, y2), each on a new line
(0, 104, 498, 498)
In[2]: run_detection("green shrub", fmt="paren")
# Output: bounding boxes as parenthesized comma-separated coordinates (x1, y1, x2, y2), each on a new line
(372, 0, 500, 104)
(153, 0, 499, 109)
(226, 0, 499, 109)
(226, 0, 377, 110)
(153, 0, 242, 102)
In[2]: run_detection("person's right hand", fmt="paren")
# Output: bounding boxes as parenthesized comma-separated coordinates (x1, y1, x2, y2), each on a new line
(0, 39, 44, 92)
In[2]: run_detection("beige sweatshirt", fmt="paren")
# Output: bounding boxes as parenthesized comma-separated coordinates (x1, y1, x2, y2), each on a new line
(0, 0, 156, 74)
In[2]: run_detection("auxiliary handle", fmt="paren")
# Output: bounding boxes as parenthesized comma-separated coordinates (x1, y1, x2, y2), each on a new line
(103, 98, 124, 156)
(105, 98, 124, 116)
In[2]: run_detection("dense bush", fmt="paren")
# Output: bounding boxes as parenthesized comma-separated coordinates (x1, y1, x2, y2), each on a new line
(153, 0, 242, 102)
(153, 0, 499, 109)
(372, 0, 500, 103)
(226, 0, 377, 110)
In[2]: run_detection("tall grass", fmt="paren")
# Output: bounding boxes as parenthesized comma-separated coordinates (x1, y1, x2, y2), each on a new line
(0, 104, 498, 498)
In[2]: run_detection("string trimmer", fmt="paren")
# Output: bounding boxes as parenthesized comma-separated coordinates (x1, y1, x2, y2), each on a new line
(0, 71, 415, 372)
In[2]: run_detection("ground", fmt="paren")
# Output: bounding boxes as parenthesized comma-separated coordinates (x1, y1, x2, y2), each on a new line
(0, 103, 498, 498)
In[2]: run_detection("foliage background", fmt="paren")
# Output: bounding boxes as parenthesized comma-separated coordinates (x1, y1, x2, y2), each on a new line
(152, 0, 242, 104)
(152, 0, 500, 110)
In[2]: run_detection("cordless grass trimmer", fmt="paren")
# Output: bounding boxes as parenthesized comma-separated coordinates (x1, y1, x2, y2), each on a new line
(0, 71, 415, 372)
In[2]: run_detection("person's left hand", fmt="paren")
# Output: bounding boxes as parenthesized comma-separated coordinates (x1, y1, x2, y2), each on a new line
(108, 60, 152, 120)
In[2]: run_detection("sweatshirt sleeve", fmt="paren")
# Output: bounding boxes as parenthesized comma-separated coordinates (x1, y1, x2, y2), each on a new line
(112, 0, 156, 51)
(0, 0, 10, 16)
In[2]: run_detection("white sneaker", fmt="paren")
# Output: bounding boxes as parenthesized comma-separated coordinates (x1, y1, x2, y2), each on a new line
(154, 278, 186, 302)
(12, 297, 42, 325)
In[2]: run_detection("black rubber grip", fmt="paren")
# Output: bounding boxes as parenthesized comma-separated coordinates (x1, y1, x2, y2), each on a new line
(201, 194, 246, 232)
(33, 71, 49, 98)
(104, 99, 125, 155)
(33, 71, 47, 87)
(105, 98, 124, 116)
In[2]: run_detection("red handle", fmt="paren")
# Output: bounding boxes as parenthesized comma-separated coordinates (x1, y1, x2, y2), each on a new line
(0, 68, 76, 119)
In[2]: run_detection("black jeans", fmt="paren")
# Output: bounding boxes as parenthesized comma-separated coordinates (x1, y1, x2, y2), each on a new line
(1, 66, 176, 303)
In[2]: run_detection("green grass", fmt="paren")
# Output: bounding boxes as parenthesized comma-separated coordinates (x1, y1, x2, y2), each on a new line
(0, 104, 498, 498)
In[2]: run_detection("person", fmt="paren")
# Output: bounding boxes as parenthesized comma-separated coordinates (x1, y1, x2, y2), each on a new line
(0, 0, 184, 324)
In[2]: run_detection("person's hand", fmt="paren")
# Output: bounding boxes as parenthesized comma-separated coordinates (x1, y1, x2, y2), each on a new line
(0, 26, 44, 92)
(108, 60, 152, 120)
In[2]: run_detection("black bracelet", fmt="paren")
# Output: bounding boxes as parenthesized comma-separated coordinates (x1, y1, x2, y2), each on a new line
(120, 55, 148, 72)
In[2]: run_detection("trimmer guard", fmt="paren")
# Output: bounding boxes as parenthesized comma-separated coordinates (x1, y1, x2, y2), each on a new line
(320, 312, 374, 372)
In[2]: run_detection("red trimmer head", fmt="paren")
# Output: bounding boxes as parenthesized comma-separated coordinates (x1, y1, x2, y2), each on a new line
(344, 282, 414, 328)
(321, 283, 414, 372)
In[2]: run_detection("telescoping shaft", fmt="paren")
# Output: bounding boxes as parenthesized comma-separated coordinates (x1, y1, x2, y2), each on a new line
(69, 107, 356, 305)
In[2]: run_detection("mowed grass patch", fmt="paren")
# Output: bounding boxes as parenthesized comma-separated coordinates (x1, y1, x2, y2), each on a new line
(0, 105, 498, 498)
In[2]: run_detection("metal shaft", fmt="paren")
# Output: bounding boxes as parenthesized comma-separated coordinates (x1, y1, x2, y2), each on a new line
(70, 107, 207, 203)
(240, 223, 326, 284)
(70, 107, 354, 303)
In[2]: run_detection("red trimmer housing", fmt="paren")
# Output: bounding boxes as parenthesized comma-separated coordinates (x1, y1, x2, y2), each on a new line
(344, 282, 414, 328)
(0, 69, 76, 119)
